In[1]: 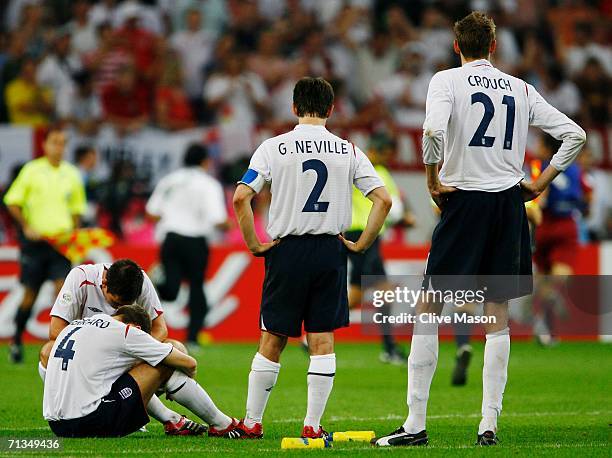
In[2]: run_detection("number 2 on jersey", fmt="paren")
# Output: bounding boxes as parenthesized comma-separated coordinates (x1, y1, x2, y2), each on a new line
(302, 159, 329, 212)
(468, 92, 515, 150)
(53, 326, 82, 371)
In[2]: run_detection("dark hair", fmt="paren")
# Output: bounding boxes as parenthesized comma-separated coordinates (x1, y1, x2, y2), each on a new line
(184, 143, 209, 166)
(454, 12, 496, 59)
(115, 304, 152, 334)
(74, 145, 94, 164)
(105, 259, 144, 305)
(293, 77, 334, 118)
(542, 134, 562, 154)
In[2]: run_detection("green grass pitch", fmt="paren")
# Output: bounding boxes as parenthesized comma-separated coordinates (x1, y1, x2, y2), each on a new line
(0, 341, 610, 457)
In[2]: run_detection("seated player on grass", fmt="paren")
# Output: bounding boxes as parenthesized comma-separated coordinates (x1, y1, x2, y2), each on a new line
(43, 305, 237, 438)
(38, 259, 236, 436)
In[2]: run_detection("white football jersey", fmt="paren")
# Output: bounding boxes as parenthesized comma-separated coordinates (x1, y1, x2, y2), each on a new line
(43, 314, 172, 420)
(50, 263, 163, 324)
(423, 59, 586, 192)
(239, 124, 383, 239)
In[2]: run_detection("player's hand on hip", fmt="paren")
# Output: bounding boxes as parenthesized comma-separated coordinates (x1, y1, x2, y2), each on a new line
(429, 184, 457, 209)
(339, 234, 365, 253)
(250, 239, 280, 257)
(520, 180, 542, 202)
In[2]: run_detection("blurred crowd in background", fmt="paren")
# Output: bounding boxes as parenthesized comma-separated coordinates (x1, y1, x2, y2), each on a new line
(0, 0, 610, 242)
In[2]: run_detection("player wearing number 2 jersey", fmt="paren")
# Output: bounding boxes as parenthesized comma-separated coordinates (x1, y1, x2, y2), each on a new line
(230, 77, 391, 439)
(374, 12, 586, 448)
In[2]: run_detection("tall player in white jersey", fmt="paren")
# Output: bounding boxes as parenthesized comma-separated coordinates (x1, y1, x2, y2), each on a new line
(43, 305, 234, 437)
(374, 12, 586, 447)
(37, 259, 232, 436)
(229, 77, 392, 439)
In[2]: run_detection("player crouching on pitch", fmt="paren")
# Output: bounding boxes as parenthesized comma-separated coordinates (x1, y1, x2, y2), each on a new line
(38, 259, 237, 436)
(43, 305, 237, 438)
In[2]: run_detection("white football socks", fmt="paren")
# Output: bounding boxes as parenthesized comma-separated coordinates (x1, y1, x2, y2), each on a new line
(38, 362, 46, 382)
(147, 394, 182, 424)
(479, 327, 510, 435)
(166, 370, 232, 430)
(403, 318, 439, 434)
(244, 352, 280, 428)
(304, 353, 336, 429)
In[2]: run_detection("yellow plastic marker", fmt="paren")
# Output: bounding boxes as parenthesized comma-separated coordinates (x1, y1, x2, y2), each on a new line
(281, 438, 331, 449)
(329, 431, 376, 442)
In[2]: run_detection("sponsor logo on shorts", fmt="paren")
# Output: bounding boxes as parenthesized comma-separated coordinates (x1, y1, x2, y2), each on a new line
(118, 387, 132, 400)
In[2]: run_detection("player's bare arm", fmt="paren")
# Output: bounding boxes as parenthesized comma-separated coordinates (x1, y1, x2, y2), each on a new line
(340, 186, 392, 253)
(233, 184, 279, 256)
(151, 314, 169, 342)
(161, 347, 197, 378)
(425, 163, 457, 209)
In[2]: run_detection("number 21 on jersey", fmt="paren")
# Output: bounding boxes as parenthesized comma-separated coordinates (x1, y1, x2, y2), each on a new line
(469, 92, 515, 150)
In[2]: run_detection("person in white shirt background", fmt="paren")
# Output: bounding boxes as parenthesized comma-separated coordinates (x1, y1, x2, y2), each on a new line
(146, 143, 229, 351)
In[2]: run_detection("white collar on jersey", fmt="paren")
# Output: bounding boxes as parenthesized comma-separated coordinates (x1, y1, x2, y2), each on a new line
(294, 124, 328, 130)
(465, 59, 493, 67)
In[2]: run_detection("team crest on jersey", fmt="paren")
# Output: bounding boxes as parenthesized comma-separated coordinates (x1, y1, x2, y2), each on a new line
(118, 387, 133, 399)
(88, 307, 103, 313)
(62, 292, 72, 303)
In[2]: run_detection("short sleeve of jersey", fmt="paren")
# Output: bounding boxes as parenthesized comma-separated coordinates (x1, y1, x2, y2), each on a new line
(3, 163, 31, 207)
(352, 145, 384, 196)
(238, 142, 270, 193)
(123, 325, 173, 366)
(137, 272, 164, 321)
(50, 267, 85, 323)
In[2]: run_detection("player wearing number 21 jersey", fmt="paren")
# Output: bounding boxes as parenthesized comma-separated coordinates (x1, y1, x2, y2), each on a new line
(230, 77, 391, 439)
(374, 12, 585, 448)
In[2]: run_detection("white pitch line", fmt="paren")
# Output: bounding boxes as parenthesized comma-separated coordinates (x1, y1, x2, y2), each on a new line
(270, 410, 612, 423)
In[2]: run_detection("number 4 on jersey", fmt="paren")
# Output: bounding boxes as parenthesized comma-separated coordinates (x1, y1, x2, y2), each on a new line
(53, 326, 82, 371)
(469, 92, 515, 150)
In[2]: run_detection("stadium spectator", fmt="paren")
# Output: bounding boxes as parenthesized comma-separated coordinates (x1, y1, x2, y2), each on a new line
(5, 56, 53, 126)
(56, 69, 102, 136)
(204, 51, 267, 160)
(352, 30, 399, 105)
(373, 43, 432, 129)
(36, 28, 81, 97)
(170, 7, 215, 112)
(576, 57, 610, 127)
(84, 22, 132, 92)
(113, 3, 159, 83)
(247, 30, 289, 90)
(3, 128, 86, 363)
(88, 0, 119, 29)
(101, 63, 150, 135)
(564, 21, 612, 77)
(16, 2, 46, 59)
(155, 53, 196, 131)
(67, 0, 98, 56)
(536, 62, 580, 119)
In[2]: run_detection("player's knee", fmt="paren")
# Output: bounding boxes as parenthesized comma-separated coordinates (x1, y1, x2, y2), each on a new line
(258, 332, 287, 361)
(165, 338, 188, 354)
(306, 333, 334, 356)
(39, 340, 54, 367)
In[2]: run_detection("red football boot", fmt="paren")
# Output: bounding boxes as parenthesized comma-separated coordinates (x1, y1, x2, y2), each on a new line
(208, 417, 240, 437)
(224, 419, 264, 439)
(164, 416, 207, 436)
